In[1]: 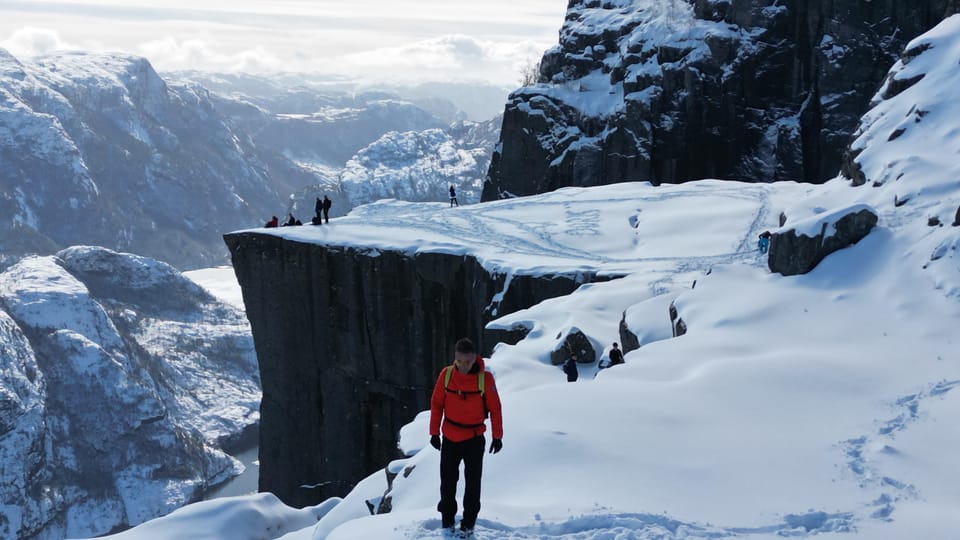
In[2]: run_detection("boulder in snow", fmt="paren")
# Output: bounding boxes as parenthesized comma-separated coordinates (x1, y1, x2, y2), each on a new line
(619, 313, 641, 354)
(550, 327, 596, 365)
(669, 301, 688, 338)
(484, 321, 531, 350)
(768, 205, 879, 276)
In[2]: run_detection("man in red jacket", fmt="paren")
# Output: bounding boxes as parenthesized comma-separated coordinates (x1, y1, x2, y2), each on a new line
(430, 338, 503, 537)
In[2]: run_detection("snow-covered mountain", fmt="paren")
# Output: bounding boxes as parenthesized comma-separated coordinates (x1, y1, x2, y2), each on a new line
(286, 116, 501, 219)
(0, 51, 496, 271)
(0, 49, 308, 270)
(124, 14, 960, 540)
(0, 246, 259, 539)
(168, 71, 512, 123)
(204, 92, 447, 170)
(484, 0, 959, 200)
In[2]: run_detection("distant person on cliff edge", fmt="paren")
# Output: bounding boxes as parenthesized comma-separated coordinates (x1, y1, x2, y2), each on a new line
(322, 195, 332, 224)
(429, 338, 503, 538)
(265, 215, 278, 228)
(314, 197, 324, 225)
(449, 185, 459, 207)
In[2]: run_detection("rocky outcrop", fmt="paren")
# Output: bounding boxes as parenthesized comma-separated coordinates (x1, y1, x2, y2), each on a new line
(224, 233, 599, 508)
(485, 321, 531, 350)
(768, 205, 879, 276)
(0, 247, 259, 539)
(670, 301, 687, 338)
(484, 0, 959, 200)
(619, 313, 641, 354)
(549, 327, 597, 365)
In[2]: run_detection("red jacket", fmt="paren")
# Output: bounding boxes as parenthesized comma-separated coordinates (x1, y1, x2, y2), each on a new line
(430, 356, 503, 442)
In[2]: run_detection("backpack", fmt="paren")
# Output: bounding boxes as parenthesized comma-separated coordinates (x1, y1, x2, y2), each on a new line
(443, 365, 489, 421)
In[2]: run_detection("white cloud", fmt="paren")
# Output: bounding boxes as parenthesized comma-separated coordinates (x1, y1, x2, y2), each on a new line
(0, 27, 77, 57)
(0, 0, 563, 85)
(340, 34, 550, 84)
(137, 37, 282, 73)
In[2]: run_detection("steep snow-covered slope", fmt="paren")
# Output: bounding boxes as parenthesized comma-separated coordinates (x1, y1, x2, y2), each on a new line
(0, 247, 259, 539)
(119, 15, 960, 540)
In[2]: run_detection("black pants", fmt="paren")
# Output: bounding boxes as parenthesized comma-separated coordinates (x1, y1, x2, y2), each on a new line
(323, 209, 330, 223)
(438, 435, 484, 528)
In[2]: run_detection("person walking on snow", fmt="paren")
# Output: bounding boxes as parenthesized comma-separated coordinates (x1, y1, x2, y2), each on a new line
(563, 353, 579, 382)
(758, 231, 771, 254)
(449, 185, 459, 207)
(430, 338, 503, 538)
(322, 195, 332, 224)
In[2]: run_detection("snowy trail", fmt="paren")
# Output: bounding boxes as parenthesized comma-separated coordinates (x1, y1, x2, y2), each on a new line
(328, 507, 861, 540)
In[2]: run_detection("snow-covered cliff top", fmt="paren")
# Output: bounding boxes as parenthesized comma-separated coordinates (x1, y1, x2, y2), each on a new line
(246, 180, 809, 279)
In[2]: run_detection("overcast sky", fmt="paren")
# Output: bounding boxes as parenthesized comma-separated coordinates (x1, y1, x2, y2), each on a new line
(0, 0, 565, 85)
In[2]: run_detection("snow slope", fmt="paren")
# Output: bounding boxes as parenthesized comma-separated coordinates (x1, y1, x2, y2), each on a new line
(111, 15, 960, 540)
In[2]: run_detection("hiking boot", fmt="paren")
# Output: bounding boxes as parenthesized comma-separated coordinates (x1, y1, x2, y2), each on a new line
(440, 525, 457, 537)
(457, 527, 474, 538)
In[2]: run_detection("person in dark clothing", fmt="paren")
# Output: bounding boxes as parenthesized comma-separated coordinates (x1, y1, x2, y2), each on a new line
(430, 338, 503, 538)
(322, 196, 332, 224)
(283, 213, 297, 227)
(314, 197, 324, 225)
(449, 186, 459, 207)
(265, 216, 279, 228)
(563, 353, 579, 382)
(608, 343, 624, 367)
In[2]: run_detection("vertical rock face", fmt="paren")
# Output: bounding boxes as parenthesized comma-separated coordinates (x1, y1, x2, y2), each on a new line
(224, 232, 596, 508)
(484, 0, 959, 200)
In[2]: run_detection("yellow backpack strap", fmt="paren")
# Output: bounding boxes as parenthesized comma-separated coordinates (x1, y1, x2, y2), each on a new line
(443, 365, 454, 389)
(478, 370, 485, 395)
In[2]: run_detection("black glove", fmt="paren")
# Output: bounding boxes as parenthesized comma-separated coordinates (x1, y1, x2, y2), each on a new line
(489, 438, 503, 454)
(430, 435, 442, 451)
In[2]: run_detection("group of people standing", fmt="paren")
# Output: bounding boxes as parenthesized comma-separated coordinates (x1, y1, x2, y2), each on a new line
(265, 187, 463, 229)
(263, 195, 332, 228)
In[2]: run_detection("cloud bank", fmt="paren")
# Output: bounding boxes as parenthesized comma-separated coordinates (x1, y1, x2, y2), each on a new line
(0, 1, 563, 85)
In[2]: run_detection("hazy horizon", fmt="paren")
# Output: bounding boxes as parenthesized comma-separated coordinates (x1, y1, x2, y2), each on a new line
(0, 0, 565, 86)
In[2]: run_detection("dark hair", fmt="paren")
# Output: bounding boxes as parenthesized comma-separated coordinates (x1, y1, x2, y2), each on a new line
(454, 338, 476, 354)
(612, 342, 619, 348)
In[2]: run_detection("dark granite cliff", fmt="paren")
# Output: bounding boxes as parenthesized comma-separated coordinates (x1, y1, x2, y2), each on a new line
(225, 232, 601, 508)
(484, 0, 960, 200)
